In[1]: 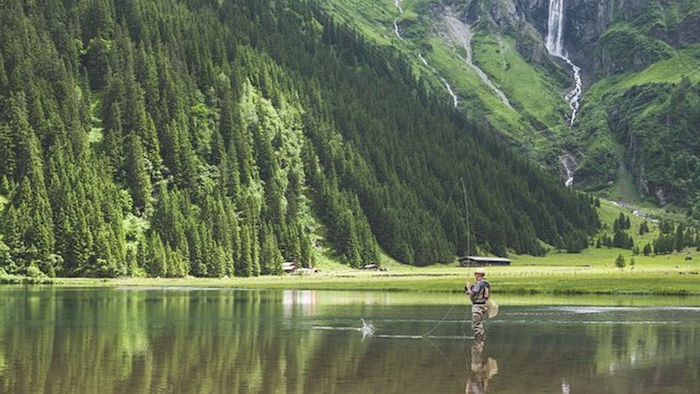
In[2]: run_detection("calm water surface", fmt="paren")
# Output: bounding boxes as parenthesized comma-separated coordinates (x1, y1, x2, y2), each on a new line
(1, 287, 698, 394)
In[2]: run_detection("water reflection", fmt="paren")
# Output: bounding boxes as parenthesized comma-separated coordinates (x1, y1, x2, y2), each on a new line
(466, 340, 498, 394)
(0, 288, 698, 394)
(489, 305, 700, 393)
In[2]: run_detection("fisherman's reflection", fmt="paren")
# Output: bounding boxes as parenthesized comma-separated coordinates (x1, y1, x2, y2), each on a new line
(466, 339, 498, 394)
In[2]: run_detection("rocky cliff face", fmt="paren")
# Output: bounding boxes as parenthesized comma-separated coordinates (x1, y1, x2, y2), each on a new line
(448, 0, 698, 77)
(565, 0, 696, 76)
(443, 0, 548, 65)
(434, 0, 699, 208)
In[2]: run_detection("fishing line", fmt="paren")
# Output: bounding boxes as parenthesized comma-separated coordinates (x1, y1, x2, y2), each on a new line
(462, 177, 471, 257)
(421, 177, 478, 341)
(331, 177, 472, 342)
(416, 176, 473, 339)
(417, 306, 474, 379)
(421, 335, 469, 378)
(436, 177, 465, 223)
(421, 302, 459, 337)
(436, 176, 472, 255)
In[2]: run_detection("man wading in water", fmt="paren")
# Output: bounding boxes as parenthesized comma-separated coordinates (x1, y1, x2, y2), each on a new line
(465, 267, 490, 341)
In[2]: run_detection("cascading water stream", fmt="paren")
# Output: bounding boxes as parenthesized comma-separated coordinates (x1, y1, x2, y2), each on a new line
(547, 0, 581, 187)
(442, 77, 459, 108)
(559, 153, 576, 187)
(546, 0, 582, 126)
(393, 0, 404, 40)
(394, 0, 459, 107)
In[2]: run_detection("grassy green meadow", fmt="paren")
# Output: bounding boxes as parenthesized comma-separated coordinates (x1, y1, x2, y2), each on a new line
(52, 249, 700, 295)
(471, 33, 567, 129)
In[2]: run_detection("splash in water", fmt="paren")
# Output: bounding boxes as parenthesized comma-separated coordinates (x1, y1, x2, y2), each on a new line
(360, 318, 375, 338)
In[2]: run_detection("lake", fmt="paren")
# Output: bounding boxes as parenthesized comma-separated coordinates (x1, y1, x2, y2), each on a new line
(1, 287, 698, 393)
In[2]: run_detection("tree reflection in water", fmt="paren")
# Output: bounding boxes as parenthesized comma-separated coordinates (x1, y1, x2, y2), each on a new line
(2, 289, 700, 394)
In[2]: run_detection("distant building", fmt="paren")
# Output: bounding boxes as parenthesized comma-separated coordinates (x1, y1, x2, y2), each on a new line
(282, 262, 298, 273)
(459, 256, 511, 267)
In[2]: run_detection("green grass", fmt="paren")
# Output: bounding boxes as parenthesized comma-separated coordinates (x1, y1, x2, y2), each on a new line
(321, 0, 397, 46)
(618, 47, 700, 88)
(48, 261, 700, 297)
(593, 150, 650, 209)
(471, 34, 566, 129)
(424, 36, 533, 140)
(586, 46, 700, 100)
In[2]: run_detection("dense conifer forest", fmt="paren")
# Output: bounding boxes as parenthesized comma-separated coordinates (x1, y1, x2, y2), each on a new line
(0, 0, 599, 278)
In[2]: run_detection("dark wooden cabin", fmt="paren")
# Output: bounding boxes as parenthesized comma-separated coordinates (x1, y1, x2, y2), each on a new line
(459, 256, 511, 267)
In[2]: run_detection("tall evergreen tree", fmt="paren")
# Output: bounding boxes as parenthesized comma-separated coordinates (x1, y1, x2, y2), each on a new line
(123, 134, 152, 214)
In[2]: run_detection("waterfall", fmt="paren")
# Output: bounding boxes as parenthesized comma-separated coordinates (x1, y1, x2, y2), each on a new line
(418, 53, 429, 66)
(547, 0, 582, 187)
(564, 58, 582, 125)
(546, 0, 565, 57)
(393, 0, 404, 40)
(394, 0, 403, 15)
(559, 152, 576, 188)
(442, 78, 459, 108)
(546, 0, 582, 126)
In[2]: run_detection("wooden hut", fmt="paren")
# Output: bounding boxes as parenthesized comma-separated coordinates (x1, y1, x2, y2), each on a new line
(459, 256, 511, 267)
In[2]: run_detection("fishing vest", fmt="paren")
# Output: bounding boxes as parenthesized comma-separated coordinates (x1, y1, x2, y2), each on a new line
(470, 280, 490, 305)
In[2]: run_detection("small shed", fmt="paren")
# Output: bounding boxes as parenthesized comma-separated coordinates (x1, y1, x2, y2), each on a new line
(282, 262, 298, 273)
(459, 256, 511, 267)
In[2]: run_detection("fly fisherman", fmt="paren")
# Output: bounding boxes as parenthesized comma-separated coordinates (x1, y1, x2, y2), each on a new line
(465, 267, 490, 341)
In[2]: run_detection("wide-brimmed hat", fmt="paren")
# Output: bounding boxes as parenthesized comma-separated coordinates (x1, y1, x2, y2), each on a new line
(474, 268, 486, 275)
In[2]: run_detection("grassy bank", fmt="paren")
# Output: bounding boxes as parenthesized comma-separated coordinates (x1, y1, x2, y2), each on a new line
(49, 262, 700, 296)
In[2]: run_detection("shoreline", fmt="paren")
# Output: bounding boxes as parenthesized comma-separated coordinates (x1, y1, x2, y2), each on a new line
(15, 266, 694, 297)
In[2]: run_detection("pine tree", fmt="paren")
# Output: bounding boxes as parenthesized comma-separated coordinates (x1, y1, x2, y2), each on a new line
(639, 220, 649, 235)
(237, 223, 253, 277)
(146, 232, 167, 277)
(260, 222, 283, 275)
(615, 253, 626, 270)
(6, 93, 55, 265)
(102, 100, 125, 174)
(0, 52, 8, 88)
(0, 122, 15, 181)
(84, 37, 111, 90)
(124, 134, 152, 214)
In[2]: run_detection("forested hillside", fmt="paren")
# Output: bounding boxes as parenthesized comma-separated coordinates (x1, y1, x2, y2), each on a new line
(326, 0, 700, 219)
(0, 0, 599, 278)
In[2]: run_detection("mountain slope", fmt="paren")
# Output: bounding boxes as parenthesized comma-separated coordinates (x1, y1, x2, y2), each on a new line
(323, 0, 700, 219)
(0, 0, 599, 277)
